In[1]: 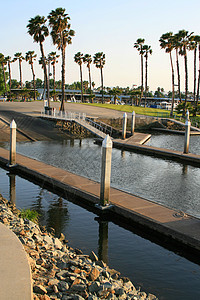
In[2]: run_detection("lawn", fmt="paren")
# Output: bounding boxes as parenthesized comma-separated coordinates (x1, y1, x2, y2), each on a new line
(84, 103, 170, 117)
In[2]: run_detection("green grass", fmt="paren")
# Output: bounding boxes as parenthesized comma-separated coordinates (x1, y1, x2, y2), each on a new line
(83, 103, 171, 117)
(20, 209, 39, 223)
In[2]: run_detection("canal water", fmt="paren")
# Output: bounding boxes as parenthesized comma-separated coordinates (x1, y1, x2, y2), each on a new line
(0, 134, 200, 299)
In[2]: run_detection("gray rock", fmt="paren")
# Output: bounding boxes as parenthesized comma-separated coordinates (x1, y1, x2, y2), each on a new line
(88, 281, 101, 293)
(54, 237, 63, 249)
(33, 284, 48, 295)
(58, 281, 69, 292)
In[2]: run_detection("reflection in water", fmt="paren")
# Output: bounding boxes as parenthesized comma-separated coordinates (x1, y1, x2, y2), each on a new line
(70, 139, 74, 147)
(121, 150, 125, 158)
(8, 173, 16, 205)
(182, 164, 188, 175)
(31, 189, 46, 221)
(46, 196, 69, 236)
(96, 217, 108, 264)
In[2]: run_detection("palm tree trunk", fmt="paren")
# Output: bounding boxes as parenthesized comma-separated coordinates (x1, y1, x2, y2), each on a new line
(88, 66, 92, 93)
(170, 52, 175, 117)
(31, 63, 36, 101)
(193, 47, 197, 104)
(195, 45, 200, 116)
(39, 41, 50, 107)
(176, 48, 181, 102)
(61, 47, 65, 111)
(140, 54, 144, 106)
(144, 54, 148, 108)
(8, 62, 11, 100)
(100, 67, 104, 104)
(80, 64, 83, 103)
(2, 62, 7, 97)
(19, 60, 22, 89)
(53, 64, 56, 101)
(183, 49, 188, 116)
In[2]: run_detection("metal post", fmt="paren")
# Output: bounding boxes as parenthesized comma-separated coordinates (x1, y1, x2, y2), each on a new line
(184, 110, 191, 154)
(9, 120, 17, 166)
(100, 135, 112, 206)
(131, 111, 135, 135)
(122, 112, 127, 139)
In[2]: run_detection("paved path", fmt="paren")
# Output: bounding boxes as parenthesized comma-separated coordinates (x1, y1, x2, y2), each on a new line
(0, 222, 32, 300)
(1, 147, 200, 254)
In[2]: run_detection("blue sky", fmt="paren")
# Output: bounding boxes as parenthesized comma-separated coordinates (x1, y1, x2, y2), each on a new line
(1, 0, 200, 91)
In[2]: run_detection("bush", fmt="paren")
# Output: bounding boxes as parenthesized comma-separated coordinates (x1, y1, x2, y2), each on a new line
(20, 209, 39, 223)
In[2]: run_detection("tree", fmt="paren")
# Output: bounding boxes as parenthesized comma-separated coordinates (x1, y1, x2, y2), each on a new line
(173, 32, 182, 102)
(189, 35, 200, 108)
(48, 7, 75, 111)
(0, 53, 8, 97)
(195, 36, 200, 116)
(5, 56, 14, 99)
(13, 52, 24, 89)
(25, 51, 37, 100)
(178, 30, 193, 115)
(93, 52, 105, 104)
(39, 56, 48, 100)
(134, 38, 145, 105)
(143, 45, 152, 108)
(83, 54, 92, 93)
(27, 15, 50, 106)
(48, 51, 60, 98)
(109, 87, 122, 104)
(159, 32, 175, 117)
(74, 52, 84, 102)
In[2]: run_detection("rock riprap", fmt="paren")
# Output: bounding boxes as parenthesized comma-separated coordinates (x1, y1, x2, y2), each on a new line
(0, 195, 158, 300)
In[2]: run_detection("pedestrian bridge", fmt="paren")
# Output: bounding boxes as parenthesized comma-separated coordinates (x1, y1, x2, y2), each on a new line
(41, 110, 110, 139)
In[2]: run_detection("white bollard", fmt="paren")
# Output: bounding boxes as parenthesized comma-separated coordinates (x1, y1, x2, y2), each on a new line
(122, 112, 127, 139)
(9, 120, 17, 166)
(184, 110, 191, 154)
(100, 135, 113, 206)
(131, 111, 135, 135)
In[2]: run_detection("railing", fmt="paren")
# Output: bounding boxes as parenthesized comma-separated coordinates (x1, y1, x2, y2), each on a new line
(41, 109, 86, 121)
(85, 117, 113, 135)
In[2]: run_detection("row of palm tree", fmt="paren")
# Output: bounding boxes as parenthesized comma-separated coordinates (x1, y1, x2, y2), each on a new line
(134, 39, 152, 108)
(74, 52, 106, 103)
(159, 30, 200, 116)
(27, 8, 75, 110)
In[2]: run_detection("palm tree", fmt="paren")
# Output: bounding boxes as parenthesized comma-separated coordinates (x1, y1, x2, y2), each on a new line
(39, 56, 48, 100)
(159, 32, 175, 117)
(189, 35, 200, 105)
(109, 87, 122, 104)
(134, 38, 145, 105)
(93, 52, 105, 104)
(143, 45, 152, 108)
(48, 7, 75, 111)
(74, 52, 84, 102)
(195, 36, 200, 116)
(178, 30, 193, 115)
(83, 54, 92, 93)
(13, 52, 24, 89)
(27, 15, 50, 107)
(0, 53, 8, 97)
(48, 51, 60, 97)
(25, 51, 37, 100)
(173, 32, 182, 102)
(5, 56, 14, 99)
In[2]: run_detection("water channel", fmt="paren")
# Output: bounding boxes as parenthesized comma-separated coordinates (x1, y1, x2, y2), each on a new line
(0, 133, 200, 299)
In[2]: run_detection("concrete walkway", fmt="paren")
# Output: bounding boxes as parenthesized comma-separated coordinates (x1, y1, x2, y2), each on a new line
(1, 147, 200, 254)
(0, 222, 32, 299)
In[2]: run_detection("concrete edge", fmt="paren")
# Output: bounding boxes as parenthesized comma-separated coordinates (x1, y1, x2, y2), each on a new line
(0, 222, 33, 300)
